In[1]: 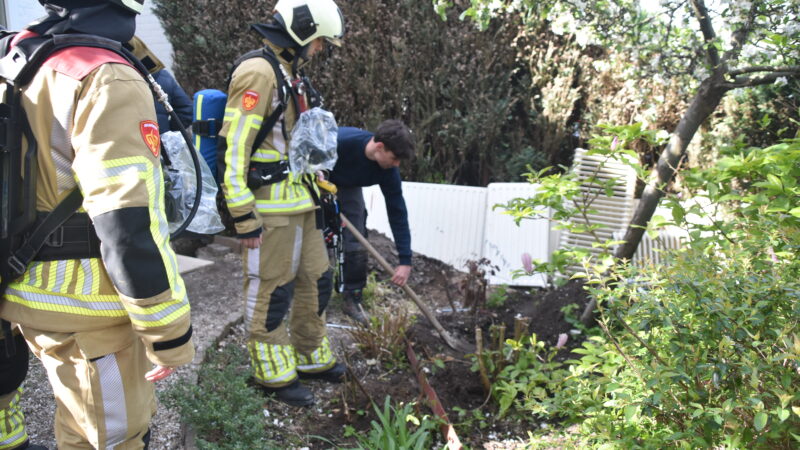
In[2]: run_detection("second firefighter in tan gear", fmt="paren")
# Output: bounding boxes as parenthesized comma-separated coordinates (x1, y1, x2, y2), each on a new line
(219, 0, 346, 406)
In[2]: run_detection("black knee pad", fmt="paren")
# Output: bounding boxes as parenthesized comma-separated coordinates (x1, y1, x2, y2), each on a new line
(316, 269, 333, 315)
(142, 428, 151, 450)
(265, 281, 295, 332)
(0, 333, 29, 396)
(343, 250, 368, 288)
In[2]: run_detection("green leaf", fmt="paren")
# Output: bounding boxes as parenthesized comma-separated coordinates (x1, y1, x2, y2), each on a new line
(778, 409, 790, 422)
(624, 405, 637, 423)
(754, 412, 768, 431)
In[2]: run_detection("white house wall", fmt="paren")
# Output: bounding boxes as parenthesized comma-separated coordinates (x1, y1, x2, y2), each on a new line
(7, 0, 45, 30)
(138, 3, 174, 71)
(5, 2, 174, 72)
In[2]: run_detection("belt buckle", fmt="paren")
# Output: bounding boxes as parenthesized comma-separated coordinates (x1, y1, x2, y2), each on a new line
(45, 227, 64, 247)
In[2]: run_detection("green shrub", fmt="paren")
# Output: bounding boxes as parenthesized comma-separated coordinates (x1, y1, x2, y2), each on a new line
(160, 344, 278, 449)
(478, 138, 800, 447)
(153, 0, 540, 186)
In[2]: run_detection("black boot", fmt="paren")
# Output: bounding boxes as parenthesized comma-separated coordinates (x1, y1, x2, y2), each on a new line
(260, 380, 315, 407)
(341, 289, 367, 324)
(298, 362, 346, 383)
(19, 442, 49, 450)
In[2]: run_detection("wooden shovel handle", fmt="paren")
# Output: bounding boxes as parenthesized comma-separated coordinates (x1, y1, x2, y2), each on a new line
(339, 213, 470, 351)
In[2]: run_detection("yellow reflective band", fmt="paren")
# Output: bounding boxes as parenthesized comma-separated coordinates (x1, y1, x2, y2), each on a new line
(226, 191, 255, 209)
(255, 198, 314, 213)
(5, 285, 126, 317)
(45, 261, 57, 291)
(248, 341, 297, 386)
(296, 336, 335, 372)
(223, 108, 262, 206)
(194, 93, 204, 153)
(125, 296, 190, 328)
(0, 389, 28, 450)
(251, 150, 283, 162)
(73, 260, 85, 293)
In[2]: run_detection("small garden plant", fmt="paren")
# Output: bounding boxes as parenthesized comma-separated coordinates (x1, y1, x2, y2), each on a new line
(160, 344, 278, 449)
(343, 397, 443, 450)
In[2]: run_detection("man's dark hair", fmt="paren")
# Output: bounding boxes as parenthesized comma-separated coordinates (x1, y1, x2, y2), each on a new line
(374, 120, 414, 160)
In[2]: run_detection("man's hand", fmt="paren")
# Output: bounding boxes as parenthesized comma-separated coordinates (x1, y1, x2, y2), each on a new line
(391, 265, 412, 286)
(145, 365, 175, 382)
(240, 235, 263, 249)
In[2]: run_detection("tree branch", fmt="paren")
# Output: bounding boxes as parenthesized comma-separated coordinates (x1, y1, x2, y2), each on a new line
(720, 1, 759, 64)
(721, 71, 799, 89)
(729, 65, 800, 76)
(689, 0, 720, 68)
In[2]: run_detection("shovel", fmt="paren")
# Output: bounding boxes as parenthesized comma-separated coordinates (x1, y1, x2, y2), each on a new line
(339, 213, 474, 353)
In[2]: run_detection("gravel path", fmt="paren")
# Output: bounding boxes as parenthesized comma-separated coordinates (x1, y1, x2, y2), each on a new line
(22, 242, 243, 449)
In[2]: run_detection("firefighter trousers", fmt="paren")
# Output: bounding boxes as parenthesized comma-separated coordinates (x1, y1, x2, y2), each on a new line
(243, 210, 335, 388)
(20, 323, 154, 449)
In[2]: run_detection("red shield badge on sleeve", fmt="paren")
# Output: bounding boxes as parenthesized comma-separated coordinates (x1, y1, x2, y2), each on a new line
(242, 90, 260, 111)
(140, 120, 160, 158)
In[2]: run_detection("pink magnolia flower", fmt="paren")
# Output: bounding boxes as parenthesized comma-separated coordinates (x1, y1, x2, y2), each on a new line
(555, 333, 568, 349)
(610, 136, 619, 151)
(521, 252, 533, 273)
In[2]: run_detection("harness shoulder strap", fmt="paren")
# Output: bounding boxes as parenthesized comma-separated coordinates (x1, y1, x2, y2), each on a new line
(228, 47, 290, 156)
(6, 188, 84, 277)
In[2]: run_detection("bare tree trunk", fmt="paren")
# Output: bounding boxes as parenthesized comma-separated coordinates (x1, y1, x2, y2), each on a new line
(579, 74, 730, 325)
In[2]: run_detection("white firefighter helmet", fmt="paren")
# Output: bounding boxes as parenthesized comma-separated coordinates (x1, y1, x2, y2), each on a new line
(110, 0, 145, 14)
(273, 0, 345, 47)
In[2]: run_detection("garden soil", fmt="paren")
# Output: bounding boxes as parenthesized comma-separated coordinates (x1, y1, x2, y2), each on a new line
(22, 231, 589, 449)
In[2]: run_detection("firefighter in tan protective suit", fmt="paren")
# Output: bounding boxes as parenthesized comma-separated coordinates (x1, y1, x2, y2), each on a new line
(219, 0, 346, 406)
(0, 0, 194, 448)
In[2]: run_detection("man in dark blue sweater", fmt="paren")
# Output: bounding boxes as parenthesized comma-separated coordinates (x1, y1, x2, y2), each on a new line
(330, 120, 415, 323)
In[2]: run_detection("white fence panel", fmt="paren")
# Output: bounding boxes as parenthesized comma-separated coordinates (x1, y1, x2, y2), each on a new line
(484, 183, 548, 287)
(364, 182, 487, 271)
(364, 181, 550, 286)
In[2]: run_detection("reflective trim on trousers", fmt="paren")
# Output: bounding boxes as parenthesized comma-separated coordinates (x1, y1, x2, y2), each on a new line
(248, 341, 297, 386)
(94, 354, 129, 448)
(0, 389, 28, 450)
(296, 336, 335, 373)
(244, 247, 262, 325)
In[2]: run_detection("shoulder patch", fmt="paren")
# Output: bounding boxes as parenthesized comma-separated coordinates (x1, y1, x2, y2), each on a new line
(242, 90, 260, 111)
(43, 47, 132, 81)
(140, 121, 160, 157)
